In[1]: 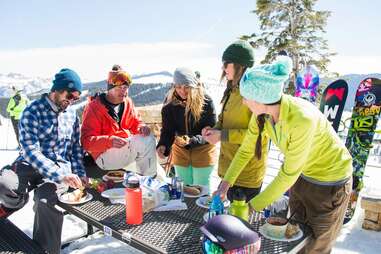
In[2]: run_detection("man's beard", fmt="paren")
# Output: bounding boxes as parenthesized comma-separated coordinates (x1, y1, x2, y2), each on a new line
(53, 93, 69, 112)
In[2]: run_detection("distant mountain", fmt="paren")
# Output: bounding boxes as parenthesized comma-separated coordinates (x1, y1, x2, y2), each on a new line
(0, 73, 51, 98)
(2, 70, 380, 118)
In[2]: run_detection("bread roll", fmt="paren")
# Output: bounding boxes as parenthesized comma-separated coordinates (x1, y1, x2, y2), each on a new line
(184, 185, 201, 196)
(62, 189, 83, 202)
(285, 223, 300, 238)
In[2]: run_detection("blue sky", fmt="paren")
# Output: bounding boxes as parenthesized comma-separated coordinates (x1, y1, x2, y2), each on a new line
(0, 0, 380, 80)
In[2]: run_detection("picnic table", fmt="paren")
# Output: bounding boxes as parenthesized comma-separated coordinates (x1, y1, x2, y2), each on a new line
(56, 161, 310, 253)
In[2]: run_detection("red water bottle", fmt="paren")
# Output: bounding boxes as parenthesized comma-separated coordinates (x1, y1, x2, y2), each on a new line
(125, 175, 143, 225)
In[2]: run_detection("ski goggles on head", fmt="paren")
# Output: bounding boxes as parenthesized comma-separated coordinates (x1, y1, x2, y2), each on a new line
(107, 70, 132, 87)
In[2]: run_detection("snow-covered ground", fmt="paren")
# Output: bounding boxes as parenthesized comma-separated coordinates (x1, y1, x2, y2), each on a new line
(0, 115, 380, 253)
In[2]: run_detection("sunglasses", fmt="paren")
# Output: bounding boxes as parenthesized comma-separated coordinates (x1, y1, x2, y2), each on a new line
(223, 62, 232, 69)
(65, 92, 80, 102)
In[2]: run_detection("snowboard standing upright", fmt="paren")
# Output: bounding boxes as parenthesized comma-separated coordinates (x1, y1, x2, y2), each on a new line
(319, 79, 348, 132)
(344, 78, 381, 223)
(295, 65, 320, 103)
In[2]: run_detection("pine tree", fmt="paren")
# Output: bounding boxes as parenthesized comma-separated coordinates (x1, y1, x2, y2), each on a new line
(241, 0, 335, 94)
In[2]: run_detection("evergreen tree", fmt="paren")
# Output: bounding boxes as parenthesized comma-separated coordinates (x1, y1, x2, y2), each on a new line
(241, 0, 335, 94)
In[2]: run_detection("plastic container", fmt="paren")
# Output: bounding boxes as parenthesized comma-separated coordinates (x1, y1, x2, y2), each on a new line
(175, 177, 184, 201)
(208, 195, 224, 220)
(229, 189, 249, 221)
(125, 174, 143, 225)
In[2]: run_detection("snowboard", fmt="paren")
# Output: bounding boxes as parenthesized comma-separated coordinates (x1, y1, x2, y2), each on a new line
(319, 79, 348, 132)
(295, 65, 320, 102)
(344, 78, 381, 224)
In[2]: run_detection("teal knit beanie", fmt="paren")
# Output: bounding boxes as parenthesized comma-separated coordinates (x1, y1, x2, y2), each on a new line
(51, 68, 82, 94)
(240, 56, 292, 104)
(222, 40, 254, 67)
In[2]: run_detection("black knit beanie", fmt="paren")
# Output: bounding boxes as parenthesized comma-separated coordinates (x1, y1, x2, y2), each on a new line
(222, 40, 255, 67)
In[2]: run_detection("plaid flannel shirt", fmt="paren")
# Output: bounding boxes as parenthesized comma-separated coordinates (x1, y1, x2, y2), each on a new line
(19, 93, 86, 182)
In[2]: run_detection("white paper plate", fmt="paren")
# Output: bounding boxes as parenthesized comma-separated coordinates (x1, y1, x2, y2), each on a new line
(183, 185, 209, 198)
(102, 174, 124, 183)
(101, 188, 125, 200)
(195, 196, 230, 209)
(258, 226, 303, 242)
(59, 193, 93, 205)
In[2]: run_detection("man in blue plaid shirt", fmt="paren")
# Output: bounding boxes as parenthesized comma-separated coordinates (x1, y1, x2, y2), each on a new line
(0, 68, 87, 254)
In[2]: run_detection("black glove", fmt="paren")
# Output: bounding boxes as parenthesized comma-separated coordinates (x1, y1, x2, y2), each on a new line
(184, 136, 206, 149)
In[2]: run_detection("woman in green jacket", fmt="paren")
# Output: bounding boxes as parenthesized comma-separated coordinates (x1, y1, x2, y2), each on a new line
(216, 56, 352, 254)
(203, 40, 269, 202)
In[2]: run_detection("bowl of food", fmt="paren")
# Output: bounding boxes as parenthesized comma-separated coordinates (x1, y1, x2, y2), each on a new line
(262, 217, 288, 239)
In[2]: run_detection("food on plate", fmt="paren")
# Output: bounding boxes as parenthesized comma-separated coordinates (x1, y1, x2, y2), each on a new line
(96, 182, 107, 193)
(285, 223, 300, 238)
(263, 217, 288, 239)
(105, 170, 125, 181)
(184, 185, 202, 196)
(62, 189, 85, 202)
(267, 216, 287, 226)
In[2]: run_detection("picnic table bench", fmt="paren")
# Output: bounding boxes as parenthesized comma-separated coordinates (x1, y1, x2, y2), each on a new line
(0, 218, 46, 254)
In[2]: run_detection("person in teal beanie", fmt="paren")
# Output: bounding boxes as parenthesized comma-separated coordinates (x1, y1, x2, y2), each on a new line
(216, 56, 352, 253)
(0, 68, 86, 253)
(51, 68, 83, 94)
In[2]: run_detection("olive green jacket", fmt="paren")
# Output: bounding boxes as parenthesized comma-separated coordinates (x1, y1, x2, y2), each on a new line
(216, 88, 268, 188)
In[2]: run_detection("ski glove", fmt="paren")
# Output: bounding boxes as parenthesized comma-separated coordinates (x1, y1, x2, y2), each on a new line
(184, 135, 206, 149)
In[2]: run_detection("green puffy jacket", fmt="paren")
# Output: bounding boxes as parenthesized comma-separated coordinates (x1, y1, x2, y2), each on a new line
(6, 93, 29, 120)
(216, 88, 268, 189)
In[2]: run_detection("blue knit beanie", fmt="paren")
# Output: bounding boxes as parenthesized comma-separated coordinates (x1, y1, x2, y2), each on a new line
(240, 56, 292, 104)
(51, 68, 82, 94)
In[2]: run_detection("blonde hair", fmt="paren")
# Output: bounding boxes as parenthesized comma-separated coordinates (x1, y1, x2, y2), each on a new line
(165, 83, 206, 128)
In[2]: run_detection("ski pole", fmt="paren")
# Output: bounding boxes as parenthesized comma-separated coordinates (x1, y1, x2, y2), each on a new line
(5, 117, 10, 150)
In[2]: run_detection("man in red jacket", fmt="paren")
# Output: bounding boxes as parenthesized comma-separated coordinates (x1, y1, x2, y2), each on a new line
(81, 65, 157, 176)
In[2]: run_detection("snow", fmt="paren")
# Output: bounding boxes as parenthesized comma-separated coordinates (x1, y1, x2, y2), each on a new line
(133, 75, 172, 85)
(0, 73, 51, 97)
(1, 100, 381, 253)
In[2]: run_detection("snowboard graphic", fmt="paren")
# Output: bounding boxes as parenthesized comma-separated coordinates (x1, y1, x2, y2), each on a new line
(319, 79, 348, 132)
(295, 65, 320, 102)
(344, 78, 381, 223)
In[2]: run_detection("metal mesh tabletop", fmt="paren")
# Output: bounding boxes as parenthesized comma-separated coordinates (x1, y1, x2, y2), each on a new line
(58, 189, 309, 254)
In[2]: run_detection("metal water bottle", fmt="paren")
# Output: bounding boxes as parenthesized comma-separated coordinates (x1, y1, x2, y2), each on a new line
(229, 189, 249, 221)
(125, 174, 143, 225)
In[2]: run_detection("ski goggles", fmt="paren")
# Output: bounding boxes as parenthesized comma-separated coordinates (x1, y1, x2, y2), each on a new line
(202, 236, 224, 254)
(201, 236, 259, 254)
(107, 70, 132, 87)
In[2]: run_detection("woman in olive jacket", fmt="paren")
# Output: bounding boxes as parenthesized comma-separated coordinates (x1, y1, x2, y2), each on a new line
(203, 41, 269, 201)
(157, 67, 216, 188)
